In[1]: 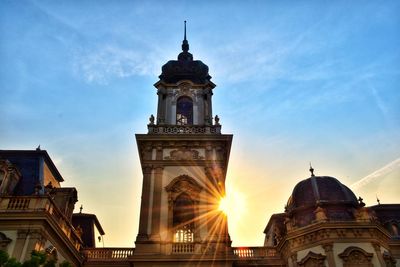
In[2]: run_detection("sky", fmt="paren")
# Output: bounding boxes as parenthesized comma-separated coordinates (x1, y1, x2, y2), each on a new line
(0, 0, 399, 248)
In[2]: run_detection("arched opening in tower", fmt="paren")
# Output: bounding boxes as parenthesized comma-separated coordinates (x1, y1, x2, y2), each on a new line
(173, 193, 195, 243)
(176, 96, 193, 125)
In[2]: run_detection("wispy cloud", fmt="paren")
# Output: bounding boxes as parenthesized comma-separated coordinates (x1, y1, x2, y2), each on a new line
(351, 157, 400, 190)
(72, 45, 160, 85)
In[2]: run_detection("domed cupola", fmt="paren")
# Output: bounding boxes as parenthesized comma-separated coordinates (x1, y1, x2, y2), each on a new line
(158, 21, 211, 84)
(285, 166, 360, 227)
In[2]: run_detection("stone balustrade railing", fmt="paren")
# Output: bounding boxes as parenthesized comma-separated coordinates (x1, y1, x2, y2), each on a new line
(83, 248, 135, 261)
(172, 243, 195, 253)
(148, 124, 221, 134)
(0, 196, 82, 251)
(82, 246, 277, 261)
(233, 246, 278, 258)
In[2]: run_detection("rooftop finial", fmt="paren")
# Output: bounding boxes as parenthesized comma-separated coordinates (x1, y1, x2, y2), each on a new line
(181, 20, 189, 52)
(309, 162, 315, 177)
(184, 20, 187, 41)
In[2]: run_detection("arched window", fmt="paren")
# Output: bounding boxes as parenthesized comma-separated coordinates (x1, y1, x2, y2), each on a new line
(298, 251, 326, 267)
(176, 96, 193, 125)
(173, 193, 194, 243)
(339, 246, 373, 267)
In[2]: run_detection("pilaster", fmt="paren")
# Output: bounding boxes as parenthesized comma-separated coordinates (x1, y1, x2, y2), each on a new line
(322, 242, 336, 267)
(137, 166, 153, 241)
(372, 242, 386, 267)
(150, 166, 163, 241)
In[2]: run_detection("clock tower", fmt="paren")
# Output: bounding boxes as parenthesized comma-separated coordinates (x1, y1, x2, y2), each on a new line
(133, 22, 233, 266)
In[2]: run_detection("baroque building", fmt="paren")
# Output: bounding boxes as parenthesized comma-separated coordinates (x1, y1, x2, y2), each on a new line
(1, 24, 399, 266)
(132, 22, 232, 267)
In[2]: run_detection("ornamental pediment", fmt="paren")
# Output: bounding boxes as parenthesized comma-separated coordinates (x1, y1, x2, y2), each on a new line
(164, 148, 205, 160)
(165, 175, 203, 194)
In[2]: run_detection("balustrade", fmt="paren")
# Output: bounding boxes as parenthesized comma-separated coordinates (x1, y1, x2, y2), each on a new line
(0, 196, 82, 250)
(172, 243, 195, 253)
(83, 248, 135, 261)
(148, 124, 221, 134)
(7, 197, 30, 209)
(233, 246, 277, 258)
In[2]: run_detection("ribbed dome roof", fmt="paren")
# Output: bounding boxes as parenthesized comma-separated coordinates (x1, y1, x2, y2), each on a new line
(159, 56, 211, 84)
(286, 176, 359, 212)
(158, 22, 212, 84)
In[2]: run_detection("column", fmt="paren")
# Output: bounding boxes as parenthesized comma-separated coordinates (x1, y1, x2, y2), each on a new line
(137, 166, 152, 241)
(11, 230, 28, 261)
(150, 166, 163, 241)
(372, 242, 385, 267)
(290, 253, 298, 267)
(322, 243, 336, 267)
(157, 88, 165, 124)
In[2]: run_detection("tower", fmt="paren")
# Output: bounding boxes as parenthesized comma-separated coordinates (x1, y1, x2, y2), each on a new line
(133, 22, 233, 266)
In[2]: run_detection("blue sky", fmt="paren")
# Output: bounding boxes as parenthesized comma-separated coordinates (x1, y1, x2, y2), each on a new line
(1, 0, 399, 247)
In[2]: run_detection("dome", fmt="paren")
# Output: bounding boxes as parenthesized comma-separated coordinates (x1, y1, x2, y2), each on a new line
(287, 176, 358, 211)
(159, 56, 211, 84)
(158, 23, 211, 84)
(286, 176, 360, 226)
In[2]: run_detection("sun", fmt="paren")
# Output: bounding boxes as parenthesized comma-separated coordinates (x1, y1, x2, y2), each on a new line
(217, 185, 246, 220)
(218, 197, 229, 215)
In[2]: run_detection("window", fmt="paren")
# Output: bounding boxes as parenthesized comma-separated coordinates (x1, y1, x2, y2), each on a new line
(176, 96, 193, 125)
(339, 247, 373, 267)
(173, 193, 194, 243)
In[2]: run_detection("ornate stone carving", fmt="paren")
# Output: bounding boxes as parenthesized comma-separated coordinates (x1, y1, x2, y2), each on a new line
(298, 251, 326, 267)
(214, 115, 220, 126)
(383, 251, 397, 267)
(165, 175, 203, 203)
(338, 246, 373, 267)
(322, 243, 333, 253)
(354, 207, 370, 222)
(178, 82, 191, 93)
(164, 149, 204, 160)
(149, 114, 155, 125)
(0, 159, 21, 195)
(0, 232, 12, 250)
(314, 206, 328, 222)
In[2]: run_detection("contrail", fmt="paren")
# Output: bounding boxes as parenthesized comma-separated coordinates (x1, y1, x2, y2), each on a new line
(350, 158, 400, 190)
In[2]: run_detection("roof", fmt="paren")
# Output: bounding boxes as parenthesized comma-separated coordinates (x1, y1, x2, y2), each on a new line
(72, 213, 105, 235)
(286, 176, 358, 211)
(0, 149, 64, 182)
(157, 29, 212, 84)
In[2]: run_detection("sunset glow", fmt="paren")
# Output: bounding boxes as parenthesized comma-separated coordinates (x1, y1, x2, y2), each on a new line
(218, 184, 246, 231)
(218, 197, 228, 215)
(1, 1, 399, 247)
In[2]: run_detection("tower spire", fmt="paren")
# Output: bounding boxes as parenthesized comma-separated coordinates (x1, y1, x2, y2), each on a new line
(184, 20, 187, 41)
(182, 20, 189, 52)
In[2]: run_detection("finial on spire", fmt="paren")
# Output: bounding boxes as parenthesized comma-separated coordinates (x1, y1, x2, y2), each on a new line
(181, 20, 189, 52)
(309, 162, 315, 177)
(184, 20, 187, 41)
